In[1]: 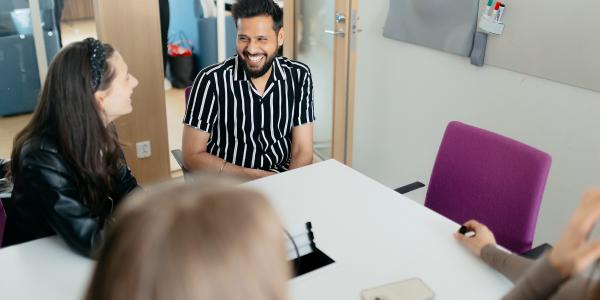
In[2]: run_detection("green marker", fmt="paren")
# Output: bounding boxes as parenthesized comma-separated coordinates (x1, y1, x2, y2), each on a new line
(484, 0, 494, 16)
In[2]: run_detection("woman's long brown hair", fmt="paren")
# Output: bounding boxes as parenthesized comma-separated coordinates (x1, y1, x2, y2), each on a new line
(10, 40, 120, 215)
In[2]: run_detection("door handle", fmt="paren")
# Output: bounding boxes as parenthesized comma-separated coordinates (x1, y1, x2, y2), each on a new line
(324, 30, 345, 37)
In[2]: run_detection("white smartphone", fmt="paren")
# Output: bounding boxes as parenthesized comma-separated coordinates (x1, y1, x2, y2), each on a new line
(360, 278, 435, 300)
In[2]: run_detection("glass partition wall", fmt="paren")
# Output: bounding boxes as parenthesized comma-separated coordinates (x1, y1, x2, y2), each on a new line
(0, 0, 90, 159)
(0, 0, 61, 116)
(296, 0, 335, 160)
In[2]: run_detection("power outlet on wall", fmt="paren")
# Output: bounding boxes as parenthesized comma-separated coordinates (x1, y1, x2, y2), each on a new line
(136, 140, 152, 159)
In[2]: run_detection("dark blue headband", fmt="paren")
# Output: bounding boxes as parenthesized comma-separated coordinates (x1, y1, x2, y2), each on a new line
(85, 38, 106, 91)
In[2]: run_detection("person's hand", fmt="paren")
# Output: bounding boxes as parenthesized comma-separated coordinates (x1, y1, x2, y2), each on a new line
(548, 188, 600, 278)
(257, 170, 276, 178)
(245, 168, 276, 179)
(454, 220, 497, 257)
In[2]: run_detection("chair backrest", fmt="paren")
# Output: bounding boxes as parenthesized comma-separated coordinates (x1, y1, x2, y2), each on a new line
(172, 87, 193, 180)
(424, 121, 551, 253)
(171, 149, 188, 173)
(184, 86, 192, 105)
(0, 199, 6, 247)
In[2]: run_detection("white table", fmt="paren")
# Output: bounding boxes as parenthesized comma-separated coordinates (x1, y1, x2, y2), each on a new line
(0, 160, 512, 299)
(0, 236, 92, 300)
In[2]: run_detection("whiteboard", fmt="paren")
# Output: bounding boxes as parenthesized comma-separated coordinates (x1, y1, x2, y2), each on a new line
(481, 0, 600, 92)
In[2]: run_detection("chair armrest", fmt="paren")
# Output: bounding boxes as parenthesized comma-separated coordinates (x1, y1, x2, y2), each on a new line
(0, 159, 9, 178)
(394, 181, 425, 194)
(520, 243, 552, 259)
(170, 149, 188, 173)
(0, 178, 12, 200)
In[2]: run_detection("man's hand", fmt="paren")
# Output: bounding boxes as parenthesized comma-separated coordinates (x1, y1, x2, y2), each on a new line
(182, 126, 276, 179)
(243, 167, 276, 179)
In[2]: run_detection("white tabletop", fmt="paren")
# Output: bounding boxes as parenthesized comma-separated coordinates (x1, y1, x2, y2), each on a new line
(246, 159, 512, 299)
(0, 159, 512, 299)
(0, 236, 93, 300)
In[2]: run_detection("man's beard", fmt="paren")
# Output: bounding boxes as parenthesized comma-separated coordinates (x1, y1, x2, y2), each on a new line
(239, 50, 278, 78)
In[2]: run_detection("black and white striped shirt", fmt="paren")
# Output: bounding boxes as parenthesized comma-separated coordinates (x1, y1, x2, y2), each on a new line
(183, 55, 315, 172)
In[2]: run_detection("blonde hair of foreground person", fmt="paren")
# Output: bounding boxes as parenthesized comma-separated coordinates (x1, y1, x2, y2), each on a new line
(85, 177, 291, 300)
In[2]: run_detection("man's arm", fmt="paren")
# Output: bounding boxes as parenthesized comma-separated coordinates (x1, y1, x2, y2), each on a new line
(288, 64, 315, 170)
(182, 126, 274, 179)
(288, 123, 313, 169)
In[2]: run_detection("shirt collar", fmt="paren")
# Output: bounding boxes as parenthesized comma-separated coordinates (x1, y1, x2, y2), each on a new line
(272, 57, 287, 81)
(234, 55, 248, 81)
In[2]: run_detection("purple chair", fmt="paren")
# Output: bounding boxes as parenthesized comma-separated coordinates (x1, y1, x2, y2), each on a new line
(1, 158, 8, 247)
(184, 86, 192, 105)
(0, 200, 6, 247)
(398, 121, 552, 254)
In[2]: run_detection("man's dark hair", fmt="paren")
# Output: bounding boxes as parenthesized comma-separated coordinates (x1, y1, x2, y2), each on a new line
(231, 0, 283, 32)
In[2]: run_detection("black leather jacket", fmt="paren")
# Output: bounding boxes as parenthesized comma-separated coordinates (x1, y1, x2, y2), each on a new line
(2, 134, 138, 256)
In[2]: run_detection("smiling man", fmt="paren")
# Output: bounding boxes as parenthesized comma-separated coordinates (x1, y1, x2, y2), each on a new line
(182, 0, 315, 179)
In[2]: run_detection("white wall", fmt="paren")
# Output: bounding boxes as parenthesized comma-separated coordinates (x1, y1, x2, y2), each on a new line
(353, 1, 600, 246)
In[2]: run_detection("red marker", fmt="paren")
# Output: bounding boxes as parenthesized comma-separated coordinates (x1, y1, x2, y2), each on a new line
(492, 2, 502, 21)
(497, 4, 506, 22)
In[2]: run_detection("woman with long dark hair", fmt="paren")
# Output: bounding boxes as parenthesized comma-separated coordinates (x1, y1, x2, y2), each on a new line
(455, 188, 600, 299)
(2, 38, 139, 256)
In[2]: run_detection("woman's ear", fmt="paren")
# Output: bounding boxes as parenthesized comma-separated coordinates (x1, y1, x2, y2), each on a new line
(94, 90, 106, 111)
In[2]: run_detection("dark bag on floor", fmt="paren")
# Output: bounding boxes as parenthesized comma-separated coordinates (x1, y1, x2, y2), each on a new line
(168, 32, 194, 88)
(169, 55, 193, 88)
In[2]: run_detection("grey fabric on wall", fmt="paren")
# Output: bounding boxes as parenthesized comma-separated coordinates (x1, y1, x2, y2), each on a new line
(470, 31, 487, 66)
(0, 12, 16, 36)
(383, 0, 479, 57)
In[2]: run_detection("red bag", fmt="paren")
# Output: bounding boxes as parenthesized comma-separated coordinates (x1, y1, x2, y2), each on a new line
(168, 32, 193, 56)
